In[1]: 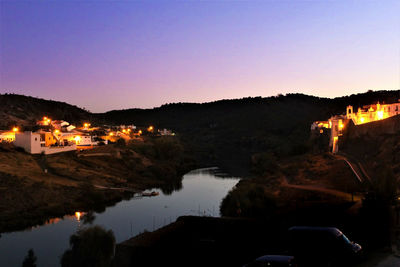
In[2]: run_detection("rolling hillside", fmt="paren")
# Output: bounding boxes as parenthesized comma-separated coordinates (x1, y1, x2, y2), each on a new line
(0, 94, 91, 129)
(2, 90, 400, 175)
(97, 90, 400, 174)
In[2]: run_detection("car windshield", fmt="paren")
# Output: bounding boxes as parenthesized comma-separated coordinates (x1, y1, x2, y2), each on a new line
(341, 234, 352, 244)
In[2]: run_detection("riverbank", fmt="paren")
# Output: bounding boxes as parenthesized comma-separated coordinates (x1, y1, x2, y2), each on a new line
(0, 167, 239, 267)
(0, 136, 196, 233)
(213, 152, 396, 265)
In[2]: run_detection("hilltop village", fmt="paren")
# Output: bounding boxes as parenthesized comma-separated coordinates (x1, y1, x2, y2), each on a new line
(0, 116, 174, 154)
(312, 100, 400, 153)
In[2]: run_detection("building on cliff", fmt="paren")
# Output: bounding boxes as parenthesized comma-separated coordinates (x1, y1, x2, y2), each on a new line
(312, 101, 400, 153)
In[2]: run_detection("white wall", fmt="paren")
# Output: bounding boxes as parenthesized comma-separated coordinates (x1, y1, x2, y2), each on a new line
(14, 132, 40, 153)
(41, 145, 76, 154)
(15, 132, 76, 154)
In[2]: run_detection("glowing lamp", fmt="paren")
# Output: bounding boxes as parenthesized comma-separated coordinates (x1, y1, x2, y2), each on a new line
(12, 127, 19, 132)
(109, 132, 114, 136)
(147, 126, 154, 132)
(75, 212, 81, 221)
(74, 136, 81, 143)
(54, 130, 60, 134)
(377, 110, 384, 120)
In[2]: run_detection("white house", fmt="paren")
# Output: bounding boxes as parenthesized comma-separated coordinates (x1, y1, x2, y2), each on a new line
(158, 128, 175, 136)
(14, 132, 76, 154)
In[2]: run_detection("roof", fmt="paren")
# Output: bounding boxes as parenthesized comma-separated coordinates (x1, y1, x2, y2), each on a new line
(288, 226, 342, 237)
(255, 255, 294, 263)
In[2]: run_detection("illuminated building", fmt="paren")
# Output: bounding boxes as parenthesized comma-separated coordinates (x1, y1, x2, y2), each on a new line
(14, 131, 76, 154)
(346, 102, 400, 125)
(0, 130, 16, 142)
(312, 100, 400, 153)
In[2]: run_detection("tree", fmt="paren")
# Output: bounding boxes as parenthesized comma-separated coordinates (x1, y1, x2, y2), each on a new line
(116, 138, 126, 147)
(220, 183, 276, 219)
(22, 249, 37, 267)
(61, 226, 115, 267)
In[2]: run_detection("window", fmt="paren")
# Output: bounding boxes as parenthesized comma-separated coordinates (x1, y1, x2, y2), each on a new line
(35, 138, 37, 141)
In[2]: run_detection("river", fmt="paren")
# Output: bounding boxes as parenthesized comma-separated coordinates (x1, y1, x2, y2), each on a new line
(0, 168, 239, 267)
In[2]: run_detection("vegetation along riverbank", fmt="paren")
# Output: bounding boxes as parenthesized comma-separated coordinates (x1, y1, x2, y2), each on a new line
(0, 136, 196, 233)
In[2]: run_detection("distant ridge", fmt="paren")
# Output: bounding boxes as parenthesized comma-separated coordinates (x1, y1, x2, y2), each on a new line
(2, 90, 399, 175)
(0, 94, 90, 128)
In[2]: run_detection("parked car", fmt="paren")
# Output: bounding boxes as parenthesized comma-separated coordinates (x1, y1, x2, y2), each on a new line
(288, 226, 362, 265)
(243, 255, 297, 267)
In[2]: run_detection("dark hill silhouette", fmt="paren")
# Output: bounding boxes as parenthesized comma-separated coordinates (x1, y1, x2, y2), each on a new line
(0, 94, 91, 129)
(97, 90, 400, 174)
(1, 90, 400, 175)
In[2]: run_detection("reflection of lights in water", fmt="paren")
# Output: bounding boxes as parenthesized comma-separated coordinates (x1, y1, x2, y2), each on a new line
(46, 218, 61, 225)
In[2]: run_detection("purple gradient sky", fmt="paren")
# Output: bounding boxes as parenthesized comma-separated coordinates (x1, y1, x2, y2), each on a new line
(1, 1, 399, 112)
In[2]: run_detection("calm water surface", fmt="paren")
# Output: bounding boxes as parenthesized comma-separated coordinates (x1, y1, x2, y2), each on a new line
(0, 168, 239, 267)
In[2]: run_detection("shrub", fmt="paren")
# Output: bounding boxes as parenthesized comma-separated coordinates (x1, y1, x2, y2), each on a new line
(220, 182, 276, 219)
(115, 138, 126, 147)
(251, 153, 279, 176)
(22, 249, 37, 267)
(61, 226, 115, 267)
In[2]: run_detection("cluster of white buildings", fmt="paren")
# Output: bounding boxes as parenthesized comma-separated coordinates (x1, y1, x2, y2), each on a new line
(7, 117, 107, 154)
(312, 100, 400, 153)
(1, 116, 176, 155)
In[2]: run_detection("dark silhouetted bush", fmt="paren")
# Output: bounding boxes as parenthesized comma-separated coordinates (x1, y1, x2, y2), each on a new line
(22, 249, 37, 267)
(116, 138, 126, 147)
(61, 225, 115, 267)
(220, 182, 276, 219)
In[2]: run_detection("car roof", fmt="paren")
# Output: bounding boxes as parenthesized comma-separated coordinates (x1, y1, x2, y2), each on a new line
(288, 226, 342, 237)
(255, 255, 295, 263)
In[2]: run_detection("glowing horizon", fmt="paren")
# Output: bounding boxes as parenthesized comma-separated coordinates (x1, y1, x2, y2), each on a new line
(1, 1, 399, 112)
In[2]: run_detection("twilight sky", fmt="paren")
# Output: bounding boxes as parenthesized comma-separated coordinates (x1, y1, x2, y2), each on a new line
(1, 1, 399, 112)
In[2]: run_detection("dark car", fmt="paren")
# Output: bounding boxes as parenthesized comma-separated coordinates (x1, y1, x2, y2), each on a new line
(288, 226, 362, 265)
(243, 255, 297, 267)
